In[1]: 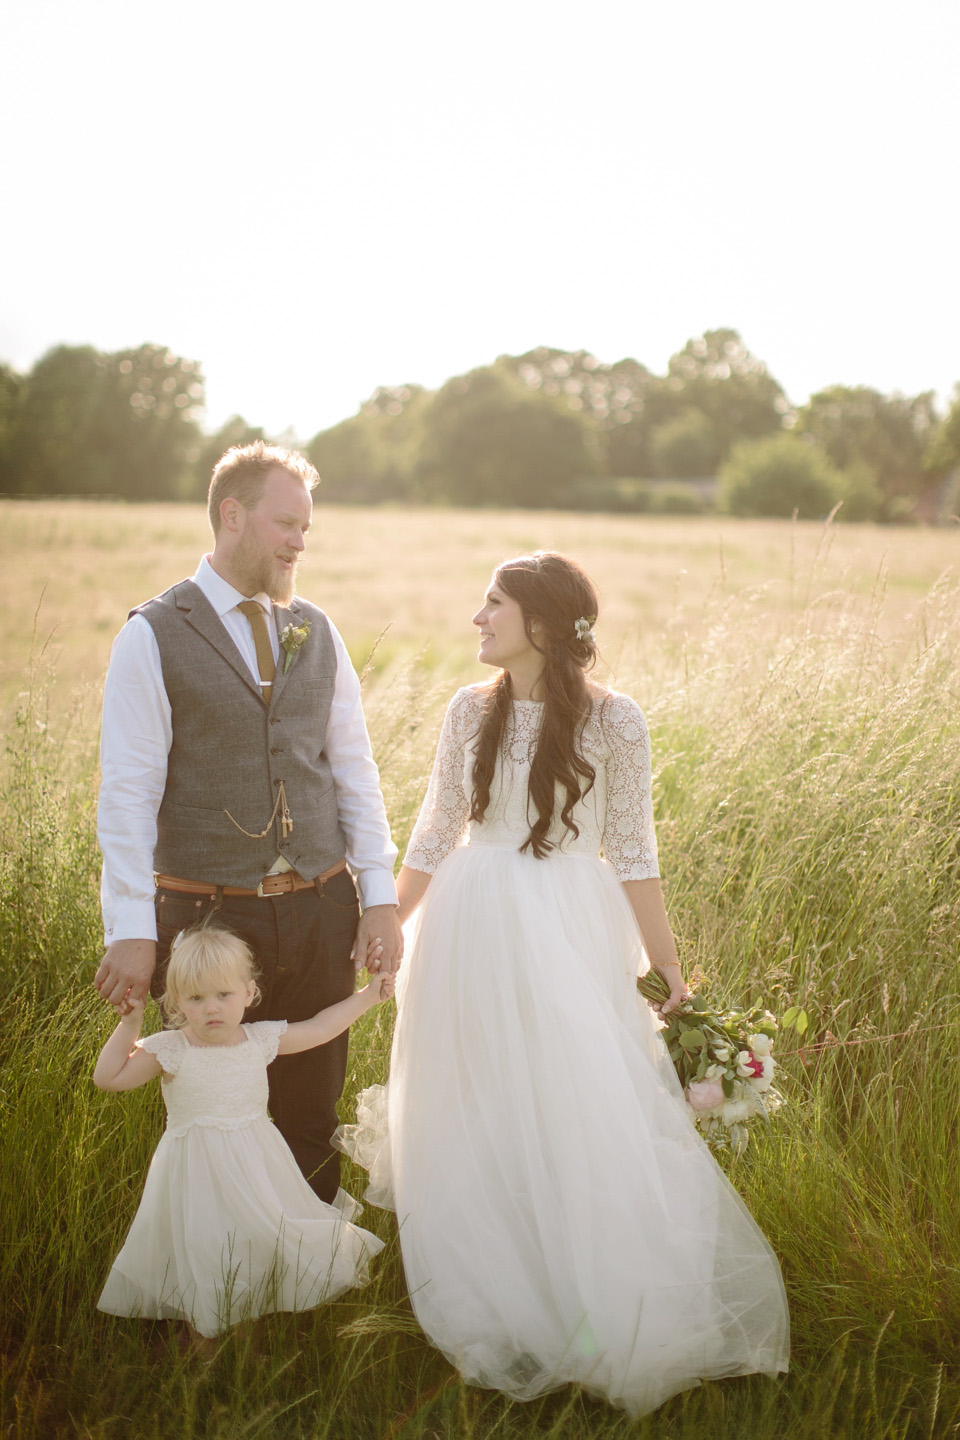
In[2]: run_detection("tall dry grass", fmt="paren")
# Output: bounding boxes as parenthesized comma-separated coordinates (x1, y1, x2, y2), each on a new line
(1, 506, 958, 1437)
(2, 497, 958, 708)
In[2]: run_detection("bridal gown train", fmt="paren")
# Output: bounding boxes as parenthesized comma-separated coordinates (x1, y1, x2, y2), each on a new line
(338, 687, 789, 1415)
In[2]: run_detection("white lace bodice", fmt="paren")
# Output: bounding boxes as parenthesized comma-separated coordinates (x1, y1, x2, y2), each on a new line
(404, 687, 660, 881)
(136, 1020, 287, 1137)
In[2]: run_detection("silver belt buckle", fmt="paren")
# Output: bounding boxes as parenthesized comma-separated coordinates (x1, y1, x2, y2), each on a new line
(256, 877, 270, 897)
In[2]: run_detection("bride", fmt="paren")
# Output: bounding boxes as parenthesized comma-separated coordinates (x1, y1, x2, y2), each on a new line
(340, 550, 789, 1416)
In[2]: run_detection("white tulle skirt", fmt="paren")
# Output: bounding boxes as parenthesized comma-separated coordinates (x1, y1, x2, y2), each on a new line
(338, 842, 789, 1415)
(98, 1116, 383, 1338)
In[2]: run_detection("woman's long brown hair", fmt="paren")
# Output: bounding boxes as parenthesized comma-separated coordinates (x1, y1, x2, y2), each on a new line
(470, 552, 600, 858)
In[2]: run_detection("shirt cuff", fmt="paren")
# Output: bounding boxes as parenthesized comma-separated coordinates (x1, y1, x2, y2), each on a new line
(355, 869, 399, 909)
(104, 900, 159, 945)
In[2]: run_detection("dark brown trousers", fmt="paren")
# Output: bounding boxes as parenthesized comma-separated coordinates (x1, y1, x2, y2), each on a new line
(151, 868, 359, 1203)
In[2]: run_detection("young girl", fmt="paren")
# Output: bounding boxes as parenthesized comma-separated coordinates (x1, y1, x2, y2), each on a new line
(94, 924, 394, 1341)
(340, 551, 789, 1417)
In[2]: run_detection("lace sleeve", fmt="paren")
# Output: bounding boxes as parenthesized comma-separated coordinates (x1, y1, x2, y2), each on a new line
(136, 1029, 185, 1073)
(599, 693, 661, 882)
(403, 688, 481, 873)
(246, 1019, 288, 1063)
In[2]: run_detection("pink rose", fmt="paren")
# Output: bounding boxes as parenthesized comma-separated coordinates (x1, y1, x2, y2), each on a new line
(687, 1079, 725, 1112)
(746, 1054, 765, 1078)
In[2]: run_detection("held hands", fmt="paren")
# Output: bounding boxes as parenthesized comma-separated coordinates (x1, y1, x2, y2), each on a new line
(357, 932, 386, 974)
(367, 970, 397, 1004)
(351, 904, 403, 976)
(117, 996, 147, 1031)
(94, 939, 157, 1015)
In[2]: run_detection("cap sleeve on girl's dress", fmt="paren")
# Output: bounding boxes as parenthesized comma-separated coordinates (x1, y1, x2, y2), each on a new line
(136, 1029, 187, 1073)
(246, 1019, 288, 1063)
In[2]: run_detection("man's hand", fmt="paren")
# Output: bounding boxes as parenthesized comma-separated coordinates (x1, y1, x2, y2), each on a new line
(94, 939, 157, 1014)
(353, 904, 403, 976)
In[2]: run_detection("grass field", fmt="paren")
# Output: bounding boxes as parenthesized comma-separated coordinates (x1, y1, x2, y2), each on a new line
(2, 498, 958, 710)
(1, 501, 959, 1438)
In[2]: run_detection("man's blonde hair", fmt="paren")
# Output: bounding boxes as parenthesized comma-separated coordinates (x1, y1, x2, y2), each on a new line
(207, 442, 319, 535)
(161, 925, 261, 1028)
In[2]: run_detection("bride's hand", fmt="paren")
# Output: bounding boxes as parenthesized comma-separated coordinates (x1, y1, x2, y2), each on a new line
(352, 933, 384, 974)
(653, 962, 691, 1016)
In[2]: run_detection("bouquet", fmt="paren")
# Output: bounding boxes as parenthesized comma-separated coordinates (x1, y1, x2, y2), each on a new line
(636, 969, 783, 1157)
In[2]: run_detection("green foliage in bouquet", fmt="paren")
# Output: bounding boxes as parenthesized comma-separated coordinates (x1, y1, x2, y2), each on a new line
(636, 969, 804, 1157)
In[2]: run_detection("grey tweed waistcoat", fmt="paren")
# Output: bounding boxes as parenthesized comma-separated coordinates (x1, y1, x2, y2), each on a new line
(134, 580, 347, 887)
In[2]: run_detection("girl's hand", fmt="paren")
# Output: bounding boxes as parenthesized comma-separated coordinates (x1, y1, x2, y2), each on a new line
(361, 972, 395, 1005)
(119, 997, 146, 1030)
(653, 962, 691, 1017)
(375, 971, 397, 1003)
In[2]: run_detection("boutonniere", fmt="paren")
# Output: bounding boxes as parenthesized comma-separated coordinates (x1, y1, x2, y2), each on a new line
(280, 620, 311, 673)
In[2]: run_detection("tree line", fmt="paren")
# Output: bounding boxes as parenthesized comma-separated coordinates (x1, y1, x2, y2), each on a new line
(1, 331, 958, 521)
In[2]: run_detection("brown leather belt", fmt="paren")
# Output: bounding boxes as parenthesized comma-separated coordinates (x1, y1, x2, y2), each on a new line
(155, 858, 347, 899)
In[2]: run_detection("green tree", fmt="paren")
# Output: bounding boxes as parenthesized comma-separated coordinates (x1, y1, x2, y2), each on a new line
(307, 385, 429, 503)
(416, 364, 599, 507)
(649, 407, 718, 478)
(657, 329, 788, 466)
(926, 387, 960, 523)
(501, 348, 656, 477)
(8, 345, 106, 495)
(0, 362, 25, 489)
(794, 385, 938, 520)
(4, 343, 203, 498)
(926, 385, 960, 473)
(191, 416, 266, 501)
(718, 434, 842, 519)
(97, 344, 204, 499)
(833, 463, 883, 522)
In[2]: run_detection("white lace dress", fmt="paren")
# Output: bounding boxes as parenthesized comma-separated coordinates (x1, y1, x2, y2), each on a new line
(98, 1020, 383, 1337)
(338, 687, 789, 1415)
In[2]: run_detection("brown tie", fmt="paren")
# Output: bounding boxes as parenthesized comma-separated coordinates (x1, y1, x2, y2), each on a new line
(237, 601, 276, 705)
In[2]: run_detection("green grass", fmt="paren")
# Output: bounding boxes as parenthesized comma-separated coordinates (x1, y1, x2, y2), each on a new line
(2, 512, 959, 1436)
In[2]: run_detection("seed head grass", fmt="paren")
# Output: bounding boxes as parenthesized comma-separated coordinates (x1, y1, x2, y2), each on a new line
(1, 506, 958, 1436)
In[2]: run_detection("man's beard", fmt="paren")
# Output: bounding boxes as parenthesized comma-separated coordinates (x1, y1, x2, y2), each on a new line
(234, 536, 298, 606)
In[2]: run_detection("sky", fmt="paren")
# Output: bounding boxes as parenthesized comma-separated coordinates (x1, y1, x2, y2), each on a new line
(3, 0, 958, 440)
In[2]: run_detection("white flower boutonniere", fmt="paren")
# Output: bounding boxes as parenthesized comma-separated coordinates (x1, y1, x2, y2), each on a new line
(280, 620, 311, 673)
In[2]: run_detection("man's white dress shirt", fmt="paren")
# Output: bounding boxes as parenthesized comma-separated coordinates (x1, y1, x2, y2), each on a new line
(99, 556, 398, 943)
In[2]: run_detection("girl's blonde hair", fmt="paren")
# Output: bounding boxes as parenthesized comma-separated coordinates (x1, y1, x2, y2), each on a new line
(160, 925, 261, 1028)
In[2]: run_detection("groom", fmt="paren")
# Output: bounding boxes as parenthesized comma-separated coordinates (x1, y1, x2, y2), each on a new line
(94, 441, 402, 1202)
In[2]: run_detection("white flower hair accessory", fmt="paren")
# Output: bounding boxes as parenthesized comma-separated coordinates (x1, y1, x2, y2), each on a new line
(574, 615, 597, 644)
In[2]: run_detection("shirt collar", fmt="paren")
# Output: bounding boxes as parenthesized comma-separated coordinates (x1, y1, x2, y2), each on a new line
(193, 555, 273, 620)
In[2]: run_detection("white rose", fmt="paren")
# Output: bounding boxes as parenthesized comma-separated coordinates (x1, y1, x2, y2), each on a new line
(748, 1033, 773, 1057)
